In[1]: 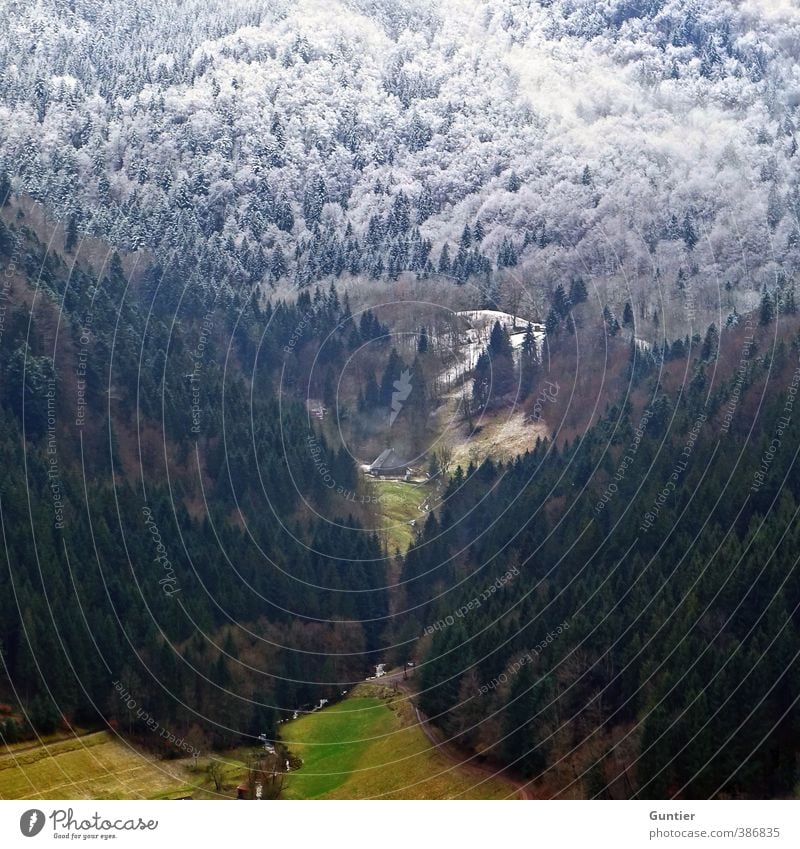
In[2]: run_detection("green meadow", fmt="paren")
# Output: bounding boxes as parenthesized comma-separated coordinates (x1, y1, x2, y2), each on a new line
(373, 479, 433, 553)
(281, 687, 518, 800)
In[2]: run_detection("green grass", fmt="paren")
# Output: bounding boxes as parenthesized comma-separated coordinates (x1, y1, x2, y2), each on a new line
(281, 686, 518, 799)
(0, 694, 520, 800)
(281, 696, 395, 798)
(373, 479, 432, 552)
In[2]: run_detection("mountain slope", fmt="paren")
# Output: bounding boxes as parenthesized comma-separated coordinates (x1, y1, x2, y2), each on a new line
(1, 0, 799, 334)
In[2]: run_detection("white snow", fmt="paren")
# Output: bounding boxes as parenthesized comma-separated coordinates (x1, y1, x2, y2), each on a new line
(437, 310, 545, 389)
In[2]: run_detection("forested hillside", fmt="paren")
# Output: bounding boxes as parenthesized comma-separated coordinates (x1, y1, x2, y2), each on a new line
(408, 310, 800, 798)
(2, 0, 800, 803)
(2, 0, 800, 334)
(0, 203, 389, 751)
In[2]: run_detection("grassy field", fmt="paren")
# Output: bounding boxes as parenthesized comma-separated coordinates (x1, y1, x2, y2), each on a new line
(1, 689, 519, 801)
(0, 730, 251, 800)
(0, 731, 198, 800)
(446, 409, 548, 470)
(280, 685, 518, 799)
(373, 478, 434, 552)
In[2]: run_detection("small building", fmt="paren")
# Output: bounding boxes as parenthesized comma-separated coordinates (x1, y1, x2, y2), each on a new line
(368, 448, 408, 478)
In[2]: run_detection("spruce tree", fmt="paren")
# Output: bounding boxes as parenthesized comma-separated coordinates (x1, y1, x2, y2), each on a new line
(65, 214, 79, 253)
(569, 276, 588, 305)
(553, 283, 571, 318)
(438, 243, 451, 274)
(545, 307, 560, 336)
(760, 286, 775, 326)
(0, 169, 10, 206)
(622, 301, 634, 327)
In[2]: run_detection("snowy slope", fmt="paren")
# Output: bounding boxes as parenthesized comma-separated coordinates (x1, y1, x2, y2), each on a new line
(1, 0, 799, 329)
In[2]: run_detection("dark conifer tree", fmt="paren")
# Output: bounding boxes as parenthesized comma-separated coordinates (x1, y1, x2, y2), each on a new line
(553, 283, 571, 318)
(438, 243, 451, 274)
(622, 301, 634, 327)
(760, 286, 775, 325)
(65, 213, 79, 253)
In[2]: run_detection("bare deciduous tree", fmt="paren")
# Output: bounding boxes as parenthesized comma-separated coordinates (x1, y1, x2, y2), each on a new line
(207, 759, 224, 793)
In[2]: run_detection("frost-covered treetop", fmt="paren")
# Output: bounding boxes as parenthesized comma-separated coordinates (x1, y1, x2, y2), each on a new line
(1, 0, 799, 328)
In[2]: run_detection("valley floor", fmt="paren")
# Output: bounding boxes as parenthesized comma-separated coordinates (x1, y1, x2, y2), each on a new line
(0, 730, 259, 800)
(280, 683, 521, 799)
(0, 730, 196, 800)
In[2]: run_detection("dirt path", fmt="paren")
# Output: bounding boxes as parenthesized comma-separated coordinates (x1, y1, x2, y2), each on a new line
(382, 668, 535, 800)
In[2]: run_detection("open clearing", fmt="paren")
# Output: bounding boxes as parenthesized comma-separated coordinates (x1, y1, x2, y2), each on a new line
(0, 731, 198, 800)
(448, 407, 548, 469)
(0, 695, 519, 800)
(280, 685, 518, 799)
(0, 730, 249, 800)
(372, 478, 435, 552)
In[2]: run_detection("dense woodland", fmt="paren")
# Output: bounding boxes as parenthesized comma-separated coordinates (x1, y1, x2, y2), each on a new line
(2, 0, 800, 334)
(410, 311, 800, 799)
(0, 206, 390, 751)
(2, 194, 799, 796)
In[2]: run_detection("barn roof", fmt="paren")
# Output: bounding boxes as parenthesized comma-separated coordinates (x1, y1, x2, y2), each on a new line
(369, 448, 406, 471)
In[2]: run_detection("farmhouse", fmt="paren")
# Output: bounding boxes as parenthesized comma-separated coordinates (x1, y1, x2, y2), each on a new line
(368, 448, 408, 478)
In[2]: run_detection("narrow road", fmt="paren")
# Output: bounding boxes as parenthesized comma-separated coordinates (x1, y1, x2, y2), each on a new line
(381, 668, 534, 800)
